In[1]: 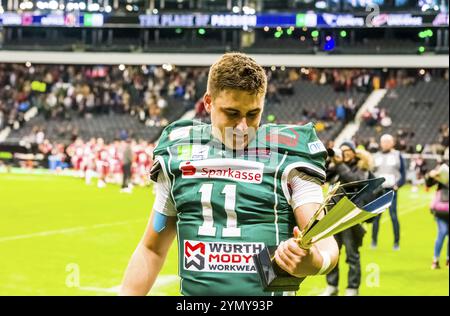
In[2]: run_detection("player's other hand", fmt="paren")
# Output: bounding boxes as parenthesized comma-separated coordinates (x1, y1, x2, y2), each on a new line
(274, 226, 315, 278)
(429, 169, 440, 179)
(332, 155, 343, 164)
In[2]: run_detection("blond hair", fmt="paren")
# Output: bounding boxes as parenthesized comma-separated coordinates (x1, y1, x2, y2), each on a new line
(207, 52, 267, 99)
(356, 149, 375, 171)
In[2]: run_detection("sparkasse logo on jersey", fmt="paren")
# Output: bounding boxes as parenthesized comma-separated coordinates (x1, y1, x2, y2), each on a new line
(184, 240, 264, 273)
(179, 159, 264, 184)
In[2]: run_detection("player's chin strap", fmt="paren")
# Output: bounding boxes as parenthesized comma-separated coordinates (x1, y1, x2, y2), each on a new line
(153, 211, 168, 233)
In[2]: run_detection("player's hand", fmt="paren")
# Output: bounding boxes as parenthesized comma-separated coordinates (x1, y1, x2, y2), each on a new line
(332, 155, 343, 164)
(429, 169, 440, 179)
(274, 227, 314, 278)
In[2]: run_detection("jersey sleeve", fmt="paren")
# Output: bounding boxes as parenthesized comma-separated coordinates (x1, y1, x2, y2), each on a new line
(288, 169, 324, 210)
(273, 122, 328, 183)
(152, 119, 197, 158)
(150, 119, 200, 181)
(152, 170, 177, 216)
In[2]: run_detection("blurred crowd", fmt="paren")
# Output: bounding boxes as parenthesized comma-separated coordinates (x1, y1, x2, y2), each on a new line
(352, 124, 449, 188)
(3, 65, 446, 139)
(0, 63, 208, 132)
(1, 65, 449, 162)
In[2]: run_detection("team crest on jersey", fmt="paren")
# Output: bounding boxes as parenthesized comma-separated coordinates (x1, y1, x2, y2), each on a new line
(265, 125, 300, 147)
(177, 144, 209, 161)
(308, 141, 326, 154)
(184, 240, 264, 273)
(179, 159, 264, 184)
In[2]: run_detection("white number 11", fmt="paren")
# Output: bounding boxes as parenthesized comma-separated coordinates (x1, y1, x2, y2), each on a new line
(197, 183, 241, 238)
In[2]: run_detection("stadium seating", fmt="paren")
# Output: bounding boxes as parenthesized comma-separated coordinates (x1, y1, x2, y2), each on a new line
(263, 79, 368, 141)
(6, 97, 187, 143)
(336, 39, 421, 54)
(356, 79, 449, 148)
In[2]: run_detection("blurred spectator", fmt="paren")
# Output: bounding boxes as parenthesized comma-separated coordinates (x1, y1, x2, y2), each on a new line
(410, 155, 428, 192)
(367, 137, 380, 153)
(372, 134, 406, 251)
(425, 162, 449, 270)
(323, 141, 375, 296)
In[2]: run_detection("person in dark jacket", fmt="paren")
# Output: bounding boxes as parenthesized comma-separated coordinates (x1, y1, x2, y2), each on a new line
(425, 161, 449, 269)
(321, 141, 375, 296)
(120, 139, 134, 193)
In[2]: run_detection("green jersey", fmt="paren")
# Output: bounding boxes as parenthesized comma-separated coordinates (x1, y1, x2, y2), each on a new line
(151, 120, 327, 296)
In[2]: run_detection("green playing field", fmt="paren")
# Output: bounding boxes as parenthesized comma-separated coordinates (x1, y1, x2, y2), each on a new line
(0, 172, 448, 296)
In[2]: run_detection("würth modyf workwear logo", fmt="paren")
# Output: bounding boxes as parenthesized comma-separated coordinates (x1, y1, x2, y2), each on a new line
(184, 241, 206, 270)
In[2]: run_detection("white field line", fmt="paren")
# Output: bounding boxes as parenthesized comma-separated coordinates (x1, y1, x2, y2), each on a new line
(78, 275, 179, 295)
(0, 219, 146, 243)
(380, 202, 429, 224)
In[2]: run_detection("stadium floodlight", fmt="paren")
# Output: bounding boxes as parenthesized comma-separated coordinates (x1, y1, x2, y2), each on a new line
(242, 6, 256, 15)
(162, 64, 173, 72)
(267, 114, 276, 122)
(88, 3, 100, 11)
(324, 36, 336, 51)
(79, 2, 87, 11)
(419, 29, 433, 38)
(315, 1, 327, 9)
(49, 0, 58, 10)
(36, 1, 48, 10)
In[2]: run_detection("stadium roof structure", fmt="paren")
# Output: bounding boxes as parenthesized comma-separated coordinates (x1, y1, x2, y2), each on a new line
(0, 51, 448, 68)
